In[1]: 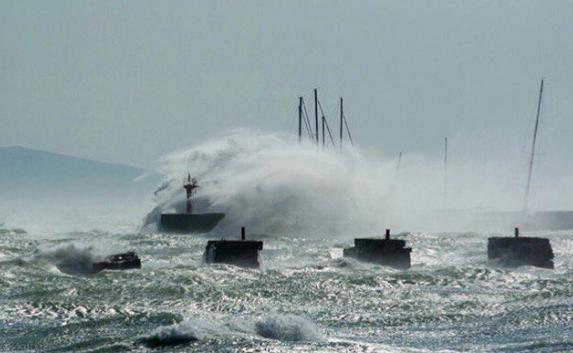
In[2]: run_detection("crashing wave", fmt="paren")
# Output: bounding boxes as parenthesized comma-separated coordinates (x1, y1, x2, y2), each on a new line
(141, 314, 322, 348)
(30, 243, 98, 276)
(24, 242, 137, 276)
(139, 320, 201, 348)
(255, 314, 322, 342)
(139, 317, 253, 348)
(143, 130, 398, 235)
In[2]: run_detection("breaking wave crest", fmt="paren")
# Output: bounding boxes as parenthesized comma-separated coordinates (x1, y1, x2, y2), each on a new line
(140, 319, 202, 348)
(25, 243, 103, 276)
(140, 314, 321, 348)
(140, 317, 250, 348)
(32, 243, 97, 275)
(255, 314, 322, 342)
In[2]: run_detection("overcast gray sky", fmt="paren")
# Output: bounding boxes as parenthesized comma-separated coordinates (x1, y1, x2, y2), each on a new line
(1, 0, 572, 169)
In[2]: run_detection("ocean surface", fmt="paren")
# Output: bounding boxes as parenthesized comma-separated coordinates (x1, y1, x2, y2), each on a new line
(1, 224, 572, 353)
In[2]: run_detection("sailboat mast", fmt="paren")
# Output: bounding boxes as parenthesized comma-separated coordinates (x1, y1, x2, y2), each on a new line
(524, 78, 544, 212)
(444, 137, 448, 172)
(298, 96, 303, 143)
(322, 116, 325, 147)
(396, 151, 403, 171)
(339, 97, 344, 149)
(314, 89, 319, 145)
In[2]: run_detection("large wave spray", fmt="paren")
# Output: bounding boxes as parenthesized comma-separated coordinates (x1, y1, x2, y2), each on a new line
(143, 130, 532, 234)
(143, 131, 405, 235)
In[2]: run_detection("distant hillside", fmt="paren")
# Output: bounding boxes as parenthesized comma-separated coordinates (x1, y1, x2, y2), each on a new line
(0, 146, 158, 202)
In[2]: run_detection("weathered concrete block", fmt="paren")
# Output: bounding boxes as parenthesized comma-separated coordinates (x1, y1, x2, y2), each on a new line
(487, 236, 554, 269)
(204, 240, 263, 268)
(159, 213, 225, 233)
(343, 230, 411, 269)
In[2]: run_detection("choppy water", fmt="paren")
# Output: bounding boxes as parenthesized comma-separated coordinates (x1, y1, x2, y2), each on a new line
(1, 226, 572, 353)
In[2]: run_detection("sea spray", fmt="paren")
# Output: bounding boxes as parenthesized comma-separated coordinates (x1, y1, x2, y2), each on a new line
(30, 243, 98, 275)
(140, 316, 255, 348)
(140, 320, 202, 348)
(144, 130, 538, 234)
(255, 314, 322, 342)
(27, 240, 122, 276)
(144, 130, 398, 235)
(140, 314, 322, 348)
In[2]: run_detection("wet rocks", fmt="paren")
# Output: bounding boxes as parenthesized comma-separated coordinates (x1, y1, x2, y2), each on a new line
(92, 251, 142, 273)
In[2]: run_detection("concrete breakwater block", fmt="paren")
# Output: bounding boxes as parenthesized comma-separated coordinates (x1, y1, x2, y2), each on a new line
(204, 227, 263, 268)
(488, 228, 554, 269)
(92, 251, 142, 273)
(343, 229, 411, 269)
(159, 213, 225, 234)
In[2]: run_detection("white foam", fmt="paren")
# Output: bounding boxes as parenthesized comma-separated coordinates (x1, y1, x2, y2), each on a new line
(141, 320, 201, 347)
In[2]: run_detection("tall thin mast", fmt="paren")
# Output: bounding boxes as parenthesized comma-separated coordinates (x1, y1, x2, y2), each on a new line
(396, 151, 403, 171)
(444, 137, 448, 172)
(339, 97, 344, 150)
(524, 78, 544, 212)
(314, 88, 319, 145)
(298, 96, 303, 143)
(322, 116, 325, 147)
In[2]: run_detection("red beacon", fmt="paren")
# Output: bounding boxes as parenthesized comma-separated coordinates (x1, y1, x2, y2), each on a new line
(159, 174, 224, 233)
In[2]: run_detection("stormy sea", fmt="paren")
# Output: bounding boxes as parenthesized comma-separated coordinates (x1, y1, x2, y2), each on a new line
(1, 132, 572, 352)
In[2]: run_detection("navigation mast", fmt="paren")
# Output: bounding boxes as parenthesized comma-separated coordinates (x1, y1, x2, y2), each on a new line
(523, 78, 544, 213)
(298, 96, 303, 143)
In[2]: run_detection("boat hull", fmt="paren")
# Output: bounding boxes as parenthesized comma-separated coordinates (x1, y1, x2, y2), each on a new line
(159, 213, 225, 233)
